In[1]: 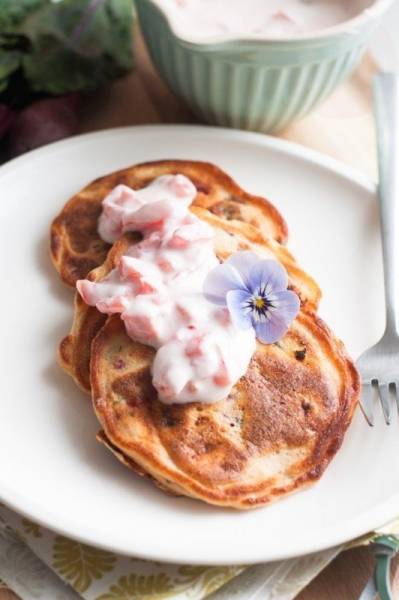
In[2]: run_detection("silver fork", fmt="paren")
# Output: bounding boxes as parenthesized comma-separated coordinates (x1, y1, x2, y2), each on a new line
(357, 73, 399, 426)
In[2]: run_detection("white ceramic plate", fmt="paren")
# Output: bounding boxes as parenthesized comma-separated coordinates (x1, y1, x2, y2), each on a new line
(0, 125, 396, 566)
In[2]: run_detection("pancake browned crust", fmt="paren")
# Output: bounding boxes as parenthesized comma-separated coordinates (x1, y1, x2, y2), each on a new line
(50, 160, 289, 287)
(96, 430, 179, 497)
(59, 209, 321, 392)
(90, 310, 359, 509)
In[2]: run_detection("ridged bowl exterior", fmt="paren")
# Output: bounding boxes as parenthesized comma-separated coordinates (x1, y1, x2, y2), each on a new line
(136, 0, 383, 133)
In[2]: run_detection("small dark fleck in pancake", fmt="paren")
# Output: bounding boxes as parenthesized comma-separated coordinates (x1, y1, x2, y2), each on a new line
(50, 160, 289, 287)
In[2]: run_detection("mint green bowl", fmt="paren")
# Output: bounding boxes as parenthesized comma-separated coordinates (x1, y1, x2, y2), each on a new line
(136, 0, 393, 133)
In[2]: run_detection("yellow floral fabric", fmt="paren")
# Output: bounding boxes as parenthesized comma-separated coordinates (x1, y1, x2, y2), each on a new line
(0, 501, 398, 600)
(0, 504, 242, 600)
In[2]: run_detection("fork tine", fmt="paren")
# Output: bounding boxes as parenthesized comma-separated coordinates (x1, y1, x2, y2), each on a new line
(377, 384, 391, 425)
(360, 383, 375, 426)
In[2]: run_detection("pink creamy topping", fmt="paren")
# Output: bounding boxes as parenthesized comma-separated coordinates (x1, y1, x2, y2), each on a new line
(77, 174, 256, 405)
(157, 0, 355, 38)
(98, 174, 196, 243)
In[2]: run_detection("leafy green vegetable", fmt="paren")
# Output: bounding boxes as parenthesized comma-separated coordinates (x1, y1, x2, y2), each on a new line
(0, 50, 20, 93)
(0, 0, 45, 31)
(0, 0, 134, 96)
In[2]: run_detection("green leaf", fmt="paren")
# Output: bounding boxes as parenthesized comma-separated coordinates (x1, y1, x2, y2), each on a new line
(21, 0, 134, 94)
(0, 49, 20, 93)
(0, 50, 20, 77)
(0, 0, 45, 31)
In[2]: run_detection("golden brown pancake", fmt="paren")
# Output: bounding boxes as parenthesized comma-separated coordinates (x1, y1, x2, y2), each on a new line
(90, 311, 359, 509)
(54, 160, 358, 509)
(59, 209, 320, 393)
(50, 160, 289, 287)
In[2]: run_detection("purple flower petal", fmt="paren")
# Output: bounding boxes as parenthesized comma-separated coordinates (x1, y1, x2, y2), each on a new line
(225, 251, 259, 287)
(248, 260, 288, 295)
(269, 290, 301, 322)
(203, 263, 246, 306)
(204, 250, 300, 346)
(254, 313, 289, 344)
(253, 290, 300, 343)
(226, 289, 253, 330)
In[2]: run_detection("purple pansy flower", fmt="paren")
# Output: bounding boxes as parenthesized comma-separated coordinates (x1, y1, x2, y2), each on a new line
(203, 251, 300, 344)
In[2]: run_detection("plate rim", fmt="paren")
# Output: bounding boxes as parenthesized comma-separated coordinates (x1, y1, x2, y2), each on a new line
(0, 124, 387, 566)
(0, 123, 375, 195)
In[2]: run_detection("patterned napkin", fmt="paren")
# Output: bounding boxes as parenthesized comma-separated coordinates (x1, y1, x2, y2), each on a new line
(1, 502, 398, 600)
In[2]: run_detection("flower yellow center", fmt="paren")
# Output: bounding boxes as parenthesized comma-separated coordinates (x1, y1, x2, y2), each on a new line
(254, 297, 266, 309)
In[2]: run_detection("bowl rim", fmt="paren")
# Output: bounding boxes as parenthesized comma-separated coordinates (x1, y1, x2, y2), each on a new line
(139, 0, 395, 46)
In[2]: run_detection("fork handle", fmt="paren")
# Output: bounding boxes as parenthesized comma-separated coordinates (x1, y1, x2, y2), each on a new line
(374, 73, 399, 337)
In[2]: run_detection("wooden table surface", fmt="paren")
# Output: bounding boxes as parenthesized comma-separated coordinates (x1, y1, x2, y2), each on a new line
(1, 27, 398, 600)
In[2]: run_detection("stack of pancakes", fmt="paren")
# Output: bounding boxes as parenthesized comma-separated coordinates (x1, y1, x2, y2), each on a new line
(51, 160, 359, 509)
